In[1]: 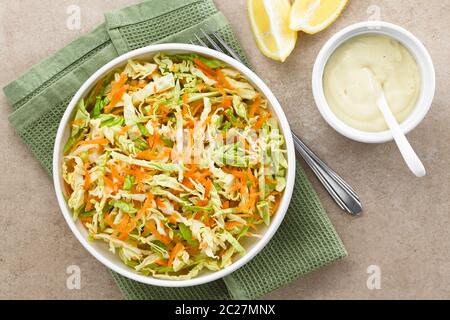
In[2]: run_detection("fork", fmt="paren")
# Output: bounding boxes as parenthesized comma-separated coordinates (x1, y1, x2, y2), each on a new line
(191, 29, 362, 216)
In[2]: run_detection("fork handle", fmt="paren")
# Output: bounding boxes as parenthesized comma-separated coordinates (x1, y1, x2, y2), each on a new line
(292, 131, 362, 216)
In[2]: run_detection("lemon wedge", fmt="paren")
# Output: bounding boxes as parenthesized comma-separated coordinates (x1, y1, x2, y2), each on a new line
(289, 0, 348, 34)
(247, 0, 297, 62)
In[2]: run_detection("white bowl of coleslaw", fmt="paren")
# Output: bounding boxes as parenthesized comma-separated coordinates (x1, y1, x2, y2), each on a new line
(53, 44, 295, 287)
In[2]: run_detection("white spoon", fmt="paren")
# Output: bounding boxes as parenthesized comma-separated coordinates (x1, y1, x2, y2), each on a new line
(376, 92, 426, 177)
(364, 68, 426, 177)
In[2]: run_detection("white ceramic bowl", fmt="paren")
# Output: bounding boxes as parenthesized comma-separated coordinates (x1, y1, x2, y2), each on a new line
(53, 44, 295, 287)
(312, 21, 435, 143)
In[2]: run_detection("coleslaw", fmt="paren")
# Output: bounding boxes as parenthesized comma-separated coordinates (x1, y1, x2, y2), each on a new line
(62, 53, 287, 279)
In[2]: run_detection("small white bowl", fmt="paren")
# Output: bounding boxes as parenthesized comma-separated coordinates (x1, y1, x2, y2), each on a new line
(53, 44, 295, 288)
(312, 21, 436, 143)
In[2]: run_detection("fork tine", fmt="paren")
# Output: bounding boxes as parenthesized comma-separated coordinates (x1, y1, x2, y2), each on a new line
(199, 29, 225, 53)
(211, 32, 243, 63)
(193, 33, 208, 47)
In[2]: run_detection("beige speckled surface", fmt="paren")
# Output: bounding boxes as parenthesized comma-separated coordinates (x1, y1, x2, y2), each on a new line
(0, 0, 449, 300)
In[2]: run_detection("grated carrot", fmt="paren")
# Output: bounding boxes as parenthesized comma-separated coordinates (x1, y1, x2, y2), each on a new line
(249, 94, 261, 118)
(80, 217, 93, 225)
(116, 214, 131, 240)
(168, 215, 178, 224)
(155, 259, 167, 266)
(83, 162, 91, 190)
(168, 243, 185, 267)
(222, 96, 232, 108)
(134, 193, 153, 222)
(193, 59, 216, 78)
(196, 199, 209, 206)
(194, 211, 202, 221)
(85, 193, 93, 211)
(271, 194, 281, 216)
(102, 174, 116, 193)
(225, 221, 242, 230)
(147, 220, 170, 245)
(79, 138, 109, 146)
(253, 112, 271, 130)
(104, 213, 114, 228)
(109, 164, 124, 184)
(204, 179, 213, 198)
(136, 148, 170, 161)
(130, 166, 144, 191)
(156, 197, 167, 210)
(216, 69, 232, 90)
(222, 201, 230, 209)
(197, 83, 206, 92)
(118, 125, 131, 136)
(104, 73, 128, 113)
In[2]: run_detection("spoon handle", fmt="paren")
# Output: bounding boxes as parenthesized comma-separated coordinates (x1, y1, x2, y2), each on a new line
(292, 131, 363, 215)
(377, 94, 426, 177)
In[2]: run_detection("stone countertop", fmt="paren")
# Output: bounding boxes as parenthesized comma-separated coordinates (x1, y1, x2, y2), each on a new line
(0, 0, 449, 299)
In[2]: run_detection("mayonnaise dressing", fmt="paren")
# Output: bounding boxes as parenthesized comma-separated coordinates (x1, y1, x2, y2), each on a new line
(323, 34, 421, 132)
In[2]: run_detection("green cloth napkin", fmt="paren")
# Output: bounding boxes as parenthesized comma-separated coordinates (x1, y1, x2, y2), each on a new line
(3, 0, 347, 300)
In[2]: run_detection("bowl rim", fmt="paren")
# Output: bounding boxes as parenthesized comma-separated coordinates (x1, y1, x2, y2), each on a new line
(52, 43, 296, 287)
(312, 21, 436, 144)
